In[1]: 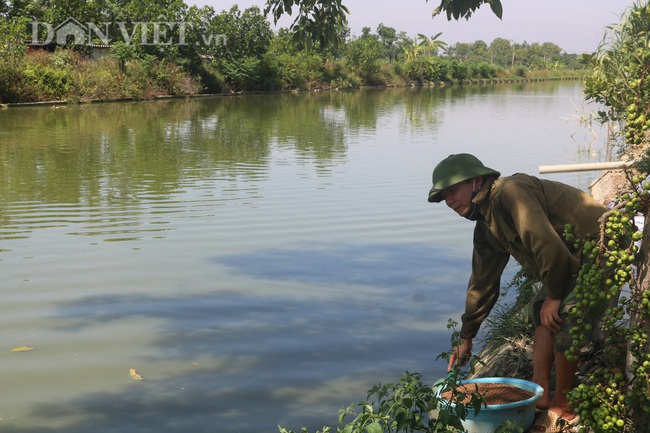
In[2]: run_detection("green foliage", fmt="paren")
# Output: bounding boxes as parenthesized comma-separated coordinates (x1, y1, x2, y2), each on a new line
(403, 56, 451, 83)
(21, 49, 73, 100)
(0, 16, 27, 64)
(376, 23, 404, 62)
(416, 33, 448, 57)
(0, 65, 38, 103)
(278, 370, 481, 433)
(513, 66, 527, 78)
(468, 62, 503, 79)
(264, 0, 350, 51)
(576, 7, 650, 428)
(1, 0, 586, 101)
(560, 172, 650, 433)
(344, 34, 384, 83)
(261, 52, 326, 90)
(278, 321, 526, 433)
(583, 2, 650, 151)
(0, 16, 32, 102)
(448, 60, 469, 81)
(0, 45, 200, 103)
(219, 57, 262, 91)
(111, 41, 137, 73)
(209, 6, 273, 60)
(321, 59, 360, 89)
(432, 0, 503, 20)
(264, 0, 503, 38)
(192, 61, 226, 94)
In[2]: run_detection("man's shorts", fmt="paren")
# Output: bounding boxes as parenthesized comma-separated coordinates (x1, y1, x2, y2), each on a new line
(531, 277, 618, 353)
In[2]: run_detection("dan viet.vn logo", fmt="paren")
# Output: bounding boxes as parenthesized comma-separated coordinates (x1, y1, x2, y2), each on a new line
(30, 17, 226, 47)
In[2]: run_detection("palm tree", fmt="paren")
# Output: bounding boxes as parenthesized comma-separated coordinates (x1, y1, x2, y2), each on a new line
(416, 32, 447, 56)
(403, 38, 420, 62)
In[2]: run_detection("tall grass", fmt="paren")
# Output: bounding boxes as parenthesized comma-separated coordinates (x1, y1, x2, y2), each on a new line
(0, 48, 201, 104)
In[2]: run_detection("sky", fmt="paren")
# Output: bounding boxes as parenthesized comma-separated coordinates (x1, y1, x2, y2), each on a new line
(186, 0, 633, 54)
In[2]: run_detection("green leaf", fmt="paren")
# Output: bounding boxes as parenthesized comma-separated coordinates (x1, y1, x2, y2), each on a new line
(449, 415, 465, 431)
(364, 422, 383, 433)
(456, 404, 466, 420)
(489, 0, 503, 19)
(437, 408, 449, 425)
(472, 397, 483, 414)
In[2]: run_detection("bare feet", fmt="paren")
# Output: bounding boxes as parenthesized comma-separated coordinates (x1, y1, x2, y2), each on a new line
(535, 391, 554, 411)
(530, 409, 580, 433)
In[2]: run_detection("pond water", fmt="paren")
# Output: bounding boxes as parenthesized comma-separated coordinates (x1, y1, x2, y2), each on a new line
(0, 82, 613, 432)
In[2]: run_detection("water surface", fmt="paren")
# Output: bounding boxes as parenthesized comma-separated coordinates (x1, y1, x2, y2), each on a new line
(0, 82, 612, 432)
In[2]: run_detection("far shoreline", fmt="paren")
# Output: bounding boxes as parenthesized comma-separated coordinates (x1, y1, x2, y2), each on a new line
(0, 75, 584, 109)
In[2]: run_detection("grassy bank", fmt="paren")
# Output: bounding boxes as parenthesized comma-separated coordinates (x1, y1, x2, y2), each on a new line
(0, 49, 201, 104)
(0, 47, 586, 105)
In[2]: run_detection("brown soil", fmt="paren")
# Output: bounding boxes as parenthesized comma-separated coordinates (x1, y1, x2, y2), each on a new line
(441, 382, 534, 405)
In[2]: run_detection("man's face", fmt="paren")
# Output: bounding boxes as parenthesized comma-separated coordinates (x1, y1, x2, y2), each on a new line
(440, 179, 475, 217)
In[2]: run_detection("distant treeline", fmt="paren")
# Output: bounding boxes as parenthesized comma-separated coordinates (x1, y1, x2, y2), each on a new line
(0, 1, 587, 103)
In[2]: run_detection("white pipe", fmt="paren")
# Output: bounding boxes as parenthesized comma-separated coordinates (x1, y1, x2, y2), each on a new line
(539, 161, 634, 174)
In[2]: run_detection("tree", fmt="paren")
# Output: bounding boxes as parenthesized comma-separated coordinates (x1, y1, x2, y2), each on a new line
(468, 39, 489, 63)
(264, 0, 350, 51)
(199, 5, 273, 91)
(104, 0, 188, 51)
(376, 23, 398, 62)
(403, 38, 421, 62)
(416, 32, 447, 56)
(264, 0, 501, 51)
(488, 37, 512, 68)
(213, 6, 273, 59)
(1, 0, 45, 19)
(444, 42, 472, 62)
(431, 0, 502, 20)
(579, 3, 650, 431)
(344, 29, 383, 82)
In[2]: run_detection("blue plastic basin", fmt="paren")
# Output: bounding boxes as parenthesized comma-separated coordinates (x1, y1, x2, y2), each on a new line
(436, 377, 543, 433)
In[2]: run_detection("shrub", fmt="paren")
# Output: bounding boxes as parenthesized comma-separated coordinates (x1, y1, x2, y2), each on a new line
(0, 65, 39, 103)
(261, 52, 325, 91)
(513, 66, 527, 78)
(403, 57, 432, 83)
(468, 62, 503, 79)
(403, 56, 452, 83)
(194, 62, 227, 94)
(22, 50, 73, 101)
(322, 59, 359, 89)
(219, 56, 263, 91)
(449, 60, 469, 81)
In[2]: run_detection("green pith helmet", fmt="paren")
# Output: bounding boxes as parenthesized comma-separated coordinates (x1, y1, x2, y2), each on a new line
(427, 153, 500, 203)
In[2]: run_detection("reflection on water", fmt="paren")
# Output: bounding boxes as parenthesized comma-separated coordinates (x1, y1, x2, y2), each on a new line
(0, 82, 612, 432)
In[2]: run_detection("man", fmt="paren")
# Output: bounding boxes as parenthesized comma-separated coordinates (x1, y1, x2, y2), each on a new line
(428, 153, 608, 433)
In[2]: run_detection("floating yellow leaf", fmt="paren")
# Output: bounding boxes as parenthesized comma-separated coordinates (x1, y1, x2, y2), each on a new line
(129, 368, 143, 380)
(11, 346, 34, 352)
(191, 362, 200, 366)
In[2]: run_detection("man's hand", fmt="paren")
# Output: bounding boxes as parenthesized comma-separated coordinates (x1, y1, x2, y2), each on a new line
(540, 297, 563, 333)
(447, 338, 472, 372)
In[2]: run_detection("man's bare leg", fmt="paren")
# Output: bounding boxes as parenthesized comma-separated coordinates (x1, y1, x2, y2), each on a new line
(532, 325, 554, 410)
